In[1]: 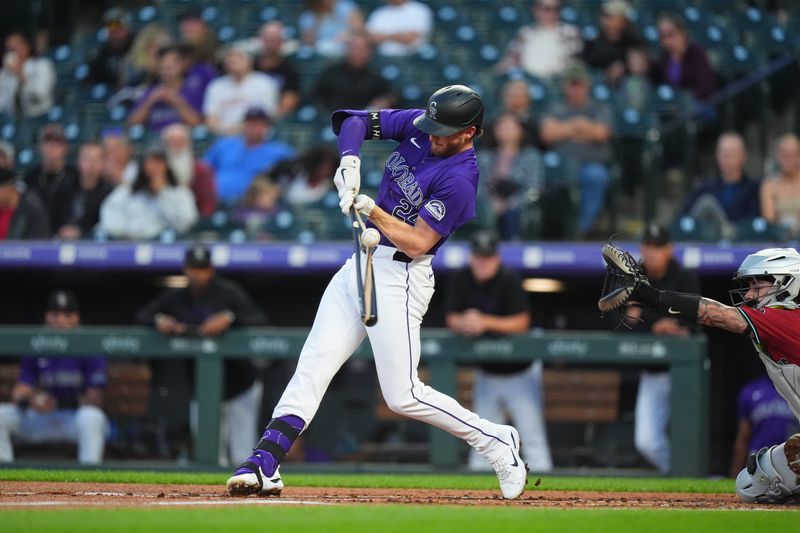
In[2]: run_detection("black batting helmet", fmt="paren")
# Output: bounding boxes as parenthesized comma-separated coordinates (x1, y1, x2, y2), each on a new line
(413, 85, 484, 137)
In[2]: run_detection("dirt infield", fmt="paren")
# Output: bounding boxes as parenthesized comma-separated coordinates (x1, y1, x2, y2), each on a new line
(0, 481, 774, 510)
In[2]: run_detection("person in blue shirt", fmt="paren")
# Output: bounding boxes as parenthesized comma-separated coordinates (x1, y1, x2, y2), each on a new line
(677, 133, 761, 238)
(203, 107, 295, 204)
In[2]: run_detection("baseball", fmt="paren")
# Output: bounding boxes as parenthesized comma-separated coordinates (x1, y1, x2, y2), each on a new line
(361, 228, 380, 248)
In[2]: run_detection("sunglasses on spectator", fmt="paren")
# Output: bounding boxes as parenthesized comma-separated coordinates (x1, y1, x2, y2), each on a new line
(536, 3, 559, 11)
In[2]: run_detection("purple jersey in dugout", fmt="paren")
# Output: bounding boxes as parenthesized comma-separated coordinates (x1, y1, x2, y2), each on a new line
(738, 375, 799, 454)
(332, 108, 479, 255)
(18, 357, 107, 407)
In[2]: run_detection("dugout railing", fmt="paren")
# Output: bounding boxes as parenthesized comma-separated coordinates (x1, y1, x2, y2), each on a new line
(0, 327, 709, 476)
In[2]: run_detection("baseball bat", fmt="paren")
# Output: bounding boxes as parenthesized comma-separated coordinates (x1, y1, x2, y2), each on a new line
(350, 208, 378, 327)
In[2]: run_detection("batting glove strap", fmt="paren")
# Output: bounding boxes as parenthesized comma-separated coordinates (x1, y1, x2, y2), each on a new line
(333, 155, 361, 197)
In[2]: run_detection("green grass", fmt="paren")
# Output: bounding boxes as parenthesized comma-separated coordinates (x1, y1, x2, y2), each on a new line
(0, 506, 798, 533)
(0, 468, 734, 493)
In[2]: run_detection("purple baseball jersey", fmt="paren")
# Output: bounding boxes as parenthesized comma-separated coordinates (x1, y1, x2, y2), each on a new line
(332, 109, 479, 254)
(18, 357, 107, 406)
(738, 376, 799, 453)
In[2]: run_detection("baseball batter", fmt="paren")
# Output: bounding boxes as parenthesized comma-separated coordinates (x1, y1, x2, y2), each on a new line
(227, 85, 528, 499)
(601, 245, 800, 503)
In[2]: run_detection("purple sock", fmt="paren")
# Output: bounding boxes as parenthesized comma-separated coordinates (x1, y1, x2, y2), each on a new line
(237, 415, 305, 477)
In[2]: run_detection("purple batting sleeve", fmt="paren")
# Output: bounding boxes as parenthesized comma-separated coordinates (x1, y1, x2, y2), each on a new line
(17, 358, 39, 387)
(331, 108, 424, 143)
(337, 116, 368, 157)
(418, 175, 477, 238)
(83, 358, 108, 389)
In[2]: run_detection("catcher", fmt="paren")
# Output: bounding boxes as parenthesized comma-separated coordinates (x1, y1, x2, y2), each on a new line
(599, 244, 800, 504)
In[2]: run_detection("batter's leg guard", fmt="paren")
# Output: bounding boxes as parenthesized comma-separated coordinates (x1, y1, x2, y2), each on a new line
(227, 415, 304, 496)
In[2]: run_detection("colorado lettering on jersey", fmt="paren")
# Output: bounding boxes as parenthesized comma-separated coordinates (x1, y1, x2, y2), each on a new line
(386, 152, 423, 206)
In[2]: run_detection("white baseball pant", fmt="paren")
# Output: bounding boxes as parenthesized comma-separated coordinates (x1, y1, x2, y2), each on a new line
(467, 361, 553, 472)
(0, 403, 109, 464)
(273, 245, 510, 455)
(634, 370, 671, 473)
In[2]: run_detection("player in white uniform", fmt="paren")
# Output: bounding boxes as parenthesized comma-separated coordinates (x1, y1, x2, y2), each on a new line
(226, 86, 529, 499)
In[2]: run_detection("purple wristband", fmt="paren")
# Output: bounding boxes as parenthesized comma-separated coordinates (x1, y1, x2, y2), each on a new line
(338, 116, 368, 157)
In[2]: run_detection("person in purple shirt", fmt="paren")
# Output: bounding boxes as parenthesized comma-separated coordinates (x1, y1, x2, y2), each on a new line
(730, 375, 799, 477)
(226, 86, 529, 500)
(128, 45, 204, 132)
(653, 14, 716, 101)
(0, 291, 108, 464)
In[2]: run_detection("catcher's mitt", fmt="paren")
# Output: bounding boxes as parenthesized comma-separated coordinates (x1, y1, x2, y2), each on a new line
(598, 244, 650, 315)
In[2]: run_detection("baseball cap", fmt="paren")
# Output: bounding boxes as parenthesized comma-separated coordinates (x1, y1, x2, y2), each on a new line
(602, 0, 632, 18)
(38, 123, 67, 143)
(185, 244, 213, 268)
(562, 61, 590, 83)
(470, 232, 499, 257)
(243, 107, 270, 121)
(103, 7, 132, 27)
(641, 224, 672, 246)
(178, 9, 203, 22)
(47, 290, 79, 313)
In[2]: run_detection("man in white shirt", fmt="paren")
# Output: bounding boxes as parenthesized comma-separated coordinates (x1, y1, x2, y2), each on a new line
(203, 45, 280, 136)
(497, 0, 582, 79)
(365, 0, 433, 57)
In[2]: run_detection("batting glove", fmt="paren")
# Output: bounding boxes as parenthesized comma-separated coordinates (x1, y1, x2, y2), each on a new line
(333, 155, 361, 198)
(353, 194, 376, 217)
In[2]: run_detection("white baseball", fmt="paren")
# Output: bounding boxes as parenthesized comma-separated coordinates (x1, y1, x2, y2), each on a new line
(361, 228, 380, 248)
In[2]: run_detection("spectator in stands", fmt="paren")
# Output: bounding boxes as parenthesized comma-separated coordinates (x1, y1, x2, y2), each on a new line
(50, 142, 114, 240)
(729, 374, 799, 478)
(204, 45, 281, 136)
(760, 133, 800, 238)
(177, 10, 219, 97)
(101, 130, 138, 186)
(677, 133, 761, 239)
(299, 0, 364, 58)
(99, 147, 198, 240)
(541, 61, 613, 236)
(127, 45, 204, 132)
(280, 145, 339, 206)
(483, 79, 544, 150)
(135, 244, 268, 466)
(365, 0, 433, 57)
(582, 1, 644, 85)
(0, 291, 108, 464)
(119, 23, 172, 89)
(445, 232, 553, 473)
(0, 168, 50, 239)
(653, 14, 716, 101)
(0, 141, 14, 170)
(312, 32, 395, 112)
(255, 22, 301, 117)
(477, 113, 544, 240)
(24, 124, 78, 210)
(162, 123, 217, 217)
(0, 31, 55, 118)
(203, 107, 295, 204)
(618, 46, 654, 110)
(88, 8, 135, 87)
(497, 0, 582, 80)
(234, 174, 285, 239)
(623, 225, 699, 474)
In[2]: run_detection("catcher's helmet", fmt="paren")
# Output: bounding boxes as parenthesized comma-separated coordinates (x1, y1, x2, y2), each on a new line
(413, 85, 484, 137)
(730, 247, 800, 308)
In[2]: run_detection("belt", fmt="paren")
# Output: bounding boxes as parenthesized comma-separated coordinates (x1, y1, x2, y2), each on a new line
(392, 250, 413, 263)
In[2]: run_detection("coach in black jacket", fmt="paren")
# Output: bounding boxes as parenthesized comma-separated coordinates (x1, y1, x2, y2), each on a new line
(136, 243, 267, 466)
